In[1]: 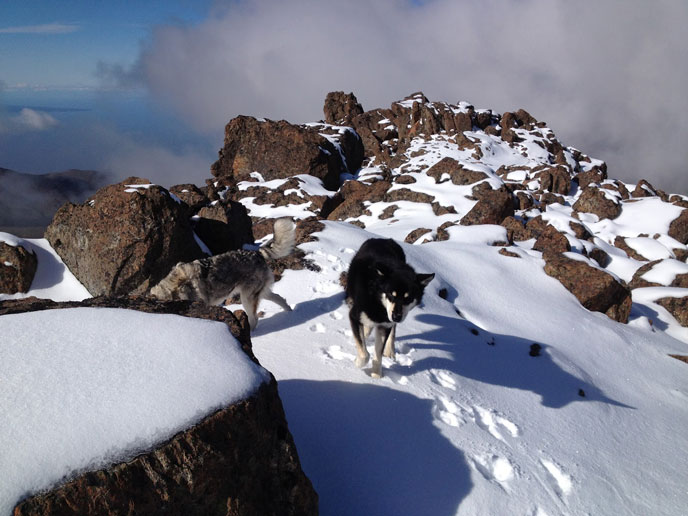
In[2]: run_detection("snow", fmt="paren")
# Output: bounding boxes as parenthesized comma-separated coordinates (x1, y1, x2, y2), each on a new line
(0, 308, 269, 515)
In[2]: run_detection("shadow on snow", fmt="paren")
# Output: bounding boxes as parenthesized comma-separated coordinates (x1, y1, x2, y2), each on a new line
(279, 380, 472, 516)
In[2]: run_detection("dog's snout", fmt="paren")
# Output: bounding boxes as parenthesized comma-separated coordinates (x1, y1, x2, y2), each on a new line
(392, 306, 403, 322)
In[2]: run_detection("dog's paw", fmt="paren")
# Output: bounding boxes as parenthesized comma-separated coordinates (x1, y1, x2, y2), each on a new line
(355, 353, 370, 368)
(371, 361, 383, 379)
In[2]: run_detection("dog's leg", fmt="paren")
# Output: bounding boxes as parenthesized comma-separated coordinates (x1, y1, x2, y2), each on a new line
(349, 312, 370, 368)
(240, 290, 260, 330)
(264, 290, 292, 312)
(371, 326, 392, 379)
(382, 324, 396, 360)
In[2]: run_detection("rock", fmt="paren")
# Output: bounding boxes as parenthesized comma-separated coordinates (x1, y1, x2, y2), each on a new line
(210, 116, 363, 191)
(632, 179, 659, 198)
(613, 236, 648, 261)
(533, 225, 571, 254)
(656, 296, 688, 327)
(6, 296, 318, 516)
(460, 185, 514, 226)
(44, 177, 205, 297)
(535, 166, 571, 195)
(0, 241, 37, 294)
(194, 201, 255, 255)
(168, 184, 209, 212)
(543, 252, 632, 323)
(668, 208, 688, 244)
(572, 186, 622, 220)
(426, 157, 488, 185)
(574, 166, 607, 189)
(501, 216, 534, 242)
(405, 228, 433, 244)
(324, 91, 364, 125)
(629, 259, 688, 289)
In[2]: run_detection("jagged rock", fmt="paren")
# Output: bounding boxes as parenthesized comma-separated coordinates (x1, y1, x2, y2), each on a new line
(194, 201, 254, 255)
(426, 157, 489, 185)
(0, 241, 37, 294)
(525, 216, 548, 239)
(656, 296, 688, 327)
(631, 179, 660, 199)
(614, 236, 648, 261)
(601, 180, 630, 200)
(44, 177, 204, 297)
(501, 216, 534, 242)
(629, 259, 688, 289)
(538, 192, 566, 206)
(572, 186, 622, 220)
(210, 116, 363, 191)
(543, 252, 632, 323)
(569, 221, 592, 240)
(350, 109, 397, 161)
(324, 91, 364, 125)
(5, 296, 318, 516)
(535, 166, 571, 195)
(500, 109, 538, 144)
(168, 184, 209, 212)
(574, 166, 607, 189)
(405, 228, 433, 244)
(533, 225, 571, 254)
(460, 185, 514, 226)
(668, 208, 688, 244)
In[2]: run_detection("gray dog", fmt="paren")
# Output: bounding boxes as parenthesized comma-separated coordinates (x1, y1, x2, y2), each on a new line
(150, 217, 296, 330)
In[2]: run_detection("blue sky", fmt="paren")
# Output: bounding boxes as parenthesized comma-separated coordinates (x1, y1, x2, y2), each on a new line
(0, 1, 212, 89)
(0, 0, 687, 193)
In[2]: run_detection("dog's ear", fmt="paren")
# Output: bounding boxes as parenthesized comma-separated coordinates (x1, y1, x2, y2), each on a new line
(417, 272, 435, 287)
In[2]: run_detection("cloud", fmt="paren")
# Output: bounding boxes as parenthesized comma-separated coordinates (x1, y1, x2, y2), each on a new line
(0, 108, 58, 134)
(108, 0, 688, 193)
(0, 23, 80, 34)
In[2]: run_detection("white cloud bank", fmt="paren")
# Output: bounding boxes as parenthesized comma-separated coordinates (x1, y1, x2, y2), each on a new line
(0, 108, 58, 134)
(117, 0, 688, 193)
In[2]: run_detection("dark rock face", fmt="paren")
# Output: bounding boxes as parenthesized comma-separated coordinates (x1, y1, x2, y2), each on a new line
(323, 91, 364, 125)
(4, 296, 318, 516)
(572, 186, 622, 220)
(426, 157, 489, 185)
(194, 201, 254, 255)
(0, 241, 37, 293)
(210, 116, 363, 191)
(543, 252, 632, 323)
(168, 184, 210, 212)
(44, 177, 205, 297)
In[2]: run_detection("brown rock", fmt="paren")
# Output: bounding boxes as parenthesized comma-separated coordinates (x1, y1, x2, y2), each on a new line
(572, 186, 622, 220)
(632, 179, 659, 198)
(168, 184, 209, 212)
(210, 116, 363, 191)
(501, 216, 534, 242)
(0, 241, 37, 294)
(44, 177, 205, 297)
(574, 166, 607, 189)
(460, 185, 514, 226)
(656, 296, 688, 327)
(668, 208, 688, 244)
(426, 157, 488, 185)
(324, 91, 364, 125)
(535, 166, 571, 195)
(533, 225, 571, 254)
(629, 259, 688, 289)
(613, 236, 648, 261)
(405, 228, 433, 244)
(5, 296, 318, 516)
(543, 252, 632, 323)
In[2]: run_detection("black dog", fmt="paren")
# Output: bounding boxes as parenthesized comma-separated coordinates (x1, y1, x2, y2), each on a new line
(345, 238, 434, 378)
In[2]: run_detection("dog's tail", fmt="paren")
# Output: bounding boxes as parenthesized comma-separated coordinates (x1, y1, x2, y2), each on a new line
(259, 217, 296, 260)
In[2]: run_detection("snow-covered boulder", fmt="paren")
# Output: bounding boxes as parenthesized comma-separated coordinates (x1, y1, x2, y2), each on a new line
(1, 296, 318, 516)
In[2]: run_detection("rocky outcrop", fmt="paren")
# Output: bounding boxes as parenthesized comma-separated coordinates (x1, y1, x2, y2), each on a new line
(543, 252, 632, 323)
(45, 177, 205, 297)
(668, 208, 688, 244)
(210, 116, 363, 191)
(572, 186, 622, 220)
(323, 91, 364, 126)
(4, 296, 318, 516)
(0, 241, 37, 294)
(533, 225, 571, 254)
(656, 296, 688, 327)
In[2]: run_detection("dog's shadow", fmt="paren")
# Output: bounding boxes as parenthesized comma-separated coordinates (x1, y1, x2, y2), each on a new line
(394, 313, 634, 410)
(278, 379, 472, 516)
(253, 292, 346, 336)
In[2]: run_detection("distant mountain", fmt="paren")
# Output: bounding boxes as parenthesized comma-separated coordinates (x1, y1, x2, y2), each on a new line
(0, 167, 109, 236)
